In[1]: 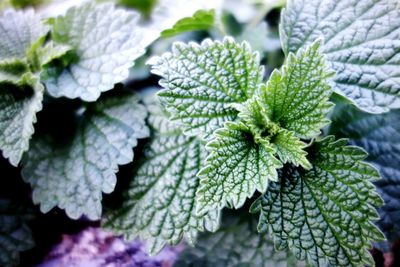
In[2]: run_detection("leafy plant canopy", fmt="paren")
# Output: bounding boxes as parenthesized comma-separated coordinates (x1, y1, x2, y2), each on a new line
(0, 0, 399, 266)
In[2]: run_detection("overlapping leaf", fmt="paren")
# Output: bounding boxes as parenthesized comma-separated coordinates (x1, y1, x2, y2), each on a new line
(330, 103, 400, 250)
(150, 37, 264, 138)
(160, 9, 215, 38)
(258, 40, 334, 139)
(251, 137, 384, 266)
(281, 0, 400, 113)
(0, 75, 43, 166)
(196, 121, 281, 215)
(44, 2, 146, 101)
(0, 9, 48, 62)
(175, 215, 299, 267)
(105, 93, 219, 254)
(22, 94, 149, 220)
(0, 199, 34, 267)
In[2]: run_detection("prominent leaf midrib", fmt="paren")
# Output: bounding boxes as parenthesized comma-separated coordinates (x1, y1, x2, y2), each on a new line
(178, 45, 253, 101)
(305, 178, 358, 267)
(280, 47, 320, 119)
(300, 177, 324, 265)
(312, 165, 372, 220)
(130, 138, 192, 203)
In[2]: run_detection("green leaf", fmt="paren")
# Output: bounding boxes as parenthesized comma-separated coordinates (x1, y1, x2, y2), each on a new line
(0, 59, 29, 84)
(44, 2, 146, 101)
(281, 0, 400, 113)
(196, 121, 281, 215)
(161, 9, 215, 38)
(234, 99, 310, 169)
(31, 41, 72, 68)
(150, 37, 264, 139)
(0, 9, 48, 61)
(330, 102, 400, 250)
(258, 40, 334, 139)
(0, 199, 34, 267)
(22, 93, 149, 220)
(175, 214, 300, 267)
(0, 75, 43, 166)
(272, 129, 311, 169)
(105, 93, 220, 254)
(251, 136, 384, 266)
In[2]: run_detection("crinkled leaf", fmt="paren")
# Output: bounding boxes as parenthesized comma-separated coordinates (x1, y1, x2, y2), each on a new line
(0, 9, 48, 61)
(105, 94, 220, 255)
(196, 121, 281, 215)
(22, 94, 149, 220)
(175, 215, 299, 267)
(161, 9, 215, 38)
(0, 199, 34, 267)
(150, 37, 264, 139)
(272, 129, 311, 169)
(251, 136, 384, 266)
(281, 0, 400, 113)
(0, 75, 43, 166)
(235, 99, 310, 169)
(44, 2, 146, 101)
(330, 103, 400, 250)
(259, 40, 334, 139)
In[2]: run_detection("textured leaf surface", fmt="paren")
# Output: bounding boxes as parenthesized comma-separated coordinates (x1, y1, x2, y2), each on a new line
(281, 0, 400, 113)
(150, 37, 264, 138)
(272, 129, 311, 169)
(0, 9, 48, 61)
(175, 215, 298, 267)
(259, 40, 334, 139)
(0, 76, 43, 166)
(196, 121, 281, 215)
(161, 9, 215, 38)
(251, 136, 384, 266)
(22, 94, 149, 220)
(0, 199, 34, 267)
(44, 2, 145, 101)
(330, 103, 400, 250)
(105, 94, 220, 254)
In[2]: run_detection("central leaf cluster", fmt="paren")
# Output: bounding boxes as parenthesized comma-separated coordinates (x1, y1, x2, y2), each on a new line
(151, 37, 334, 214)
(147, 37, 384, 266)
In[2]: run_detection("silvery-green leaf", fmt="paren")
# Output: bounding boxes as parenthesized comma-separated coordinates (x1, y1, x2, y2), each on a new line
(0, 75, 43, 166)
(105, 94, 220, 255)
(150, 37, 264, 139)
(0, 9, 48, 61)
(22, 93, 149, 220)
(44, 2, 146, 101)
(272, 129, 311, 169)
(281, 0, 400, 113)
(251, 136, 384, 266)
(330, 102, 400, 251)
(196, 121, 281, 215)
(0, 199, 34, 267)
(259, 40, 334, 139)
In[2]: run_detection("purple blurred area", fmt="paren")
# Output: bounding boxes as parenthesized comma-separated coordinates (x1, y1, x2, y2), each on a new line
(36, 227, 182, 267)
